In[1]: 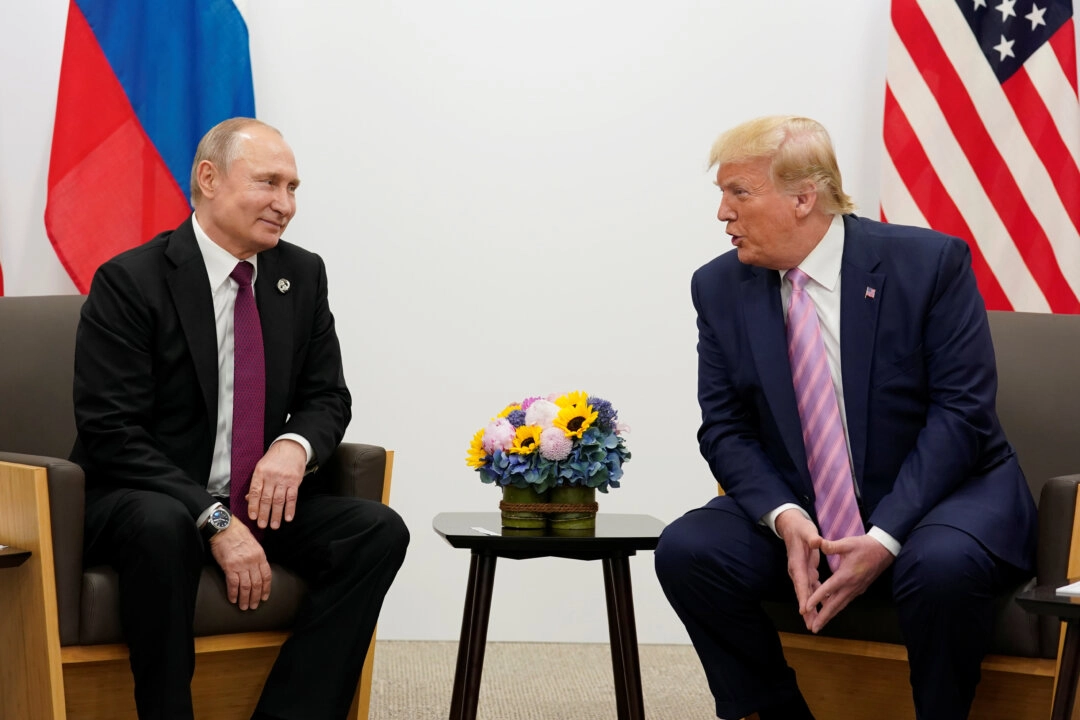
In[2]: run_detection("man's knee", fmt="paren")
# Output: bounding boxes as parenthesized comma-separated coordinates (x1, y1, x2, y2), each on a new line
(893, 526, 995, 606)
(114, 492, 203, 565)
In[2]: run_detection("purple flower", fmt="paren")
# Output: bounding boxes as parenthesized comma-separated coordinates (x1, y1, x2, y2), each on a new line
(588, 396, 618, 431)
(521, 396, 541, 411)
(506, 409, 527, 427)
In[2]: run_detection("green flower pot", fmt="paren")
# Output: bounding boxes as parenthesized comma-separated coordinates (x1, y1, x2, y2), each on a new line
(549, 485, 596, 531)
(501, 485, 548, 529)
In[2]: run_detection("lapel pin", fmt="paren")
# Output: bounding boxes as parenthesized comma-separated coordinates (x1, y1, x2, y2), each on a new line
(277, 278, 291, 294)
(864, 286, 876, 300)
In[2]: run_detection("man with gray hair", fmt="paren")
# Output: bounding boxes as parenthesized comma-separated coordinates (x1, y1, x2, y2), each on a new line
(72, 117, 409, 719)
(655, 115, 1035, 719)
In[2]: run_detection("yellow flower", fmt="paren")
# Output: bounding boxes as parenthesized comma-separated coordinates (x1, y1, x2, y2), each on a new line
(498, 403, 522, 418)
(554, 391, 589, 409)
(553, 402, 598, 439)
(466, 428, 488, 468)
(507, 425, 543, 455)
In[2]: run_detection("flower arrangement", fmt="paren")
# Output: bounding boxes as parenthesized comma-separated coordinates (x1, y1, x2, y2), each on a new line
(465, 391, 630, 493)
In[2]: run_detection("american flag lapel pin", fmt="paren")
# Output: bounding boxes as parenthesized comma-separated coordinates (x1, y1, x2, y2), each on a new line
(864, 286, 877, 300)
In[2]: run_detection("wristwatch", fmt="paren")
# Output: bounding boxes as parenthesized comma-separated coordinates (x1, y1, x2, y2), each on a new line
(199, 502, 232, 541)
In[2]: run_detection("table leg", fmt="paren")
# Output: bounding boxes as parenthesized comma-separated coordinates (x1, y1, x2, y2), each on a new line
(1052, 619, 1080, 720)
(449, 551, 497, 720)
(603, 554, 645, 720)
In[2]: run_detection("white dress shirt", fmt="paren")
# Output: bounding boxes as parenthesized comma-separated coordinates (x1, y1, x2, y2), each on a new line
(191, 214, 313, 505)
(762, 215, 900, 556)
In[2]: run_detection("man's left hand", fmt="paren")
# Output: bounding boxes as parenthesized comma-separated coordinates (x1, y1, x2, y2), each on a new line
(247, 439, 306, 530)
(803, 534, 894, 633)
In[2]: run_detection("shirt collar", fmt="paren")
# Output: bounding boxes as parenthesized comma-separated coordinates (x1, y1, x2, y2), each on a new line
(781, 214, 845, 291)
(191, 212, 258, 290)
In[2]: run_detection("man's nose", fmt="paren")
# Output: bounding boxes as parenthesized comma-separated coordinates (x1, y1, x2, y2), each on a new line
(717, 199, 735, 222)
(270, 188, 294, 216)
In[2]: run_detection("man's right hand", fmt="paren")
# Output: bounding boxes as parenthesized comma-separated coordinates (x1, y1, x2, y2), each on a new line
(208, 521, 272, 610)
(774, 508, 823, 630)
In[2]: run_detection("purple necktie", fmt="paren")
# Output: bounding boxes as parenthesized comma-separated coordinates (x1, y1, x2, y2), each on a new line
(786, 268, 863, 572)
(229, 261, 265, 537)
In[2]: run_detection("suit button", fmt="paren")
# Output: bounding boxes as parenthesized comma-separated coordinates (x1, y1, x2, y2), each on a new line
(801, 495, 811, 505)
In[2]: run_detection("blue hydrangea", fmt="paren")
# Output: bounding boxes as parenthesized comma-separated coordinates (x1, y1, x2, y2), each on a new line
(506, 409, 527, 427)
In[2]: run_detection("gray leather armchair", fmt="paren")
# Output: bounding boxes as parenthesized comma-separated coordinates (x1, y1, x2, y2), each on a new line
(756, 310, 1080, 719)
(0, 294, 392, 720)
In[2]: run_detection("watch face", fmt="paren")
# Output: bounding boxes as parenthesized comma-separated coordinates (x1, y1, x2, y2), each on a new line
(209, 508, 231, 531)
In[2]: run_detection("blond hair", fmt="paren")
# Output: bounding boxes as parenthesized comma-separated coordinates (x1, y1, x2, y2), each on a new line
(708, 116, 855, 215)
(189, 117, 283, 204)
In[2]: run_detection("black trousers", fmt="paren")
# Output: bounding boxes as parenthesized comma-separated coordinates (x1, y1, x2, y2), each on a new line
(85, 488, 410, 720)
(653, 495, 1025, 720)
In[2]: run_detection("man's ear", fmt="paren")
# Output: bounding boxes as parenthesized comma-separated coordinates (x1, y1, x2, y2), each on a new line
(195, 160, 218, 199)
(792, 186, 818, 219)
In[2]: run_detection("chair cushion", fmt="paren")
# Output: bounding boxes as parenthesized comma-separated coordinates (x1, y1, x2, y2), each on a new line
(77, 564, 308, 645)
(763, 576, 1045, 659)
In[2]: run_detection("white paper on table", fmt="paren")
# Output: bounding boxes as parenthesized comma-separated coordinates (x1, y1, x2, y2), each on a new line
(0, 545, 6, 551)
(1056, 580, 1080, 596)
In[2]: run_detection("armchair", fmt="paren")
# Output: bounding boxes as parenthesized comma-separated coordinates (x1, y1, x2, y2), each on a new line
(0, 294, 392, 720)
(754, 310, 1080, 719)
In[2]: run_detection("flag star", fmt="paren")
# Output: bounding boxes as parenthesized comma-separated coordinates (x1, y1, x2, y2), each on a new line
(1025, 4, 1047, 29)
(993, 34, 1016, 60)
(974, 0, 987, 8)
(995, 0, 1017, 20)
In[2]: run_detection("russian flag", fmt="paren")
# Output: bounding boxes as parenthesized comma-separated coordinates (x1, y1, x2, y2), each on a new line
(45, 0, 255, 294)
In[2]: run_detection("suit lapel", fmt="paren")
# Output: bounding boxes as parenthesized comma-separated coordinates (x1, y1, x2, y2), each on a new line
(164, 217, 219, 430)
(255, 247, 293, 441)
(743, 268, 810, 486)
(839, 215, 884, 488)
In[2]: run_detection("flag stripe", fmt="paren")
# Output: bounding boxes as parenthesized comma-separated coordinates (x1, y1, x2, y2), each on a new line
(1001, 66, 1080, 236)
(882, 83, 1014, 311)
(887, 0, 1079, 313)
(885, 31, 1047, 311)
(74, 0, 254, 199)
(1050, 17, 1079, 93)
(46, 0, 254, 294)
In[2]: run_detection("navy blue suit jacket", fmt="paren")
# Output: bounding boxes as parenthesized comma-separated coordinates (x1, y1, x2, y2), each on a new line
(691, 214, 1036, 572)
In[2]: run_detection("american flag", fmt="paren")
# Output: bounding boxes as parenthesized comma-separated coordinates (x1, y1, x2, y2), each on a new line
(881, 0, 1080, 313)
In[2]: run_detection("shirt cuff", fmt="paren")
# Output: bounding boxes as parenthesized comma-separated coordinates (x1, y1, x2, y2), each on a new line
(273, 433, 314, 465)
(762, 503, 810, 538)
(868, 526, 901, 556)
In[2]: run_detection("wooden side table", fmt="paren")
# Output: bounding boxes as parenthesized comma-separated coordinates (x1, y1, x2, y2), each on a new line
(433, 512, 666, 720)
(1016, 584, 1080, 720)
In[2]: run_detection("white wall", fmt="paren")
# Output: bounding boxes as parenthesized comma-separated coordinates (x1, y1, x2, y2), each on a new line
(1, 1, 900, 644)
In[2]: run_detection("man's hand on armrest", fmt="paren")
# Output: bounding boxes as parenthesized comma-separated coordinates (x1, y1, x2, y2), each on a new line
(247, 439, 307, 530)
(209, 522, 272, 611)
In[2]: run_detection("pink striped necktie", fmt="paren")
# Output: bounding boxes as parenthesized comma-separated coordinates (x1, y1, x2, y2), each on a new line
(230, 260, 265, 539)
(785, 268, 864, 572)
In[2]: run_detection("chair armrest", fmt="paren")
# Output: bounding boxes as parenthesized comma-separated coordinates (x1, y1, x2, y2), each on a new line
(0, 452, 85, 646)
(1036, 474, 1080, 585)
(318, 443, 390, 504)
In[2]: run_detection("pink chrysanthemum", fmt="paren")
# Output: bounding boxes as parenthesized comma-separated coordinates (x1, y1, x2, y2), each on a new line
(482, 418, 516, 454)
(539, 426, 573, 461)
(520, 396, 541, 411)
(524, 399, 559, 428)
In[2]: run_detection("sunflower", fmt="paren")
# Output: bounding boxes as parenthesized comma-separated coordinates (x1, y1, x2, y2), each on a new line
(465, 428, 488, 468)
(553, 401, 598, 439)
(507, 425, 543, 455)
(554, 390, 589, 409)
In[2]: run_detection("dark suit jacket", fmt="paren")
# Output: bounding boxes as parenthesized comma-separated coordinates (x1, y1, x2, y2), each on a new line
(692, 214, 1036, 572)
(71, 215, 351, 537)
